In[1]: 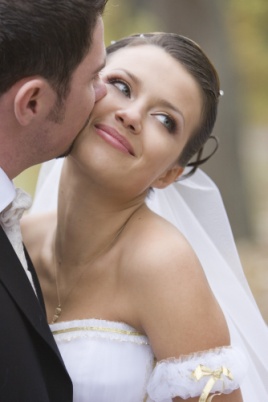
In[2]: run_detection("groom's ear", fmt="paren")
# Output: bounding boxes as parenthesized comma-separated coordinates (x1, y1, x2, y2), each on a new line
(14, 78, 55, 126)
(151, 165, 184, 189)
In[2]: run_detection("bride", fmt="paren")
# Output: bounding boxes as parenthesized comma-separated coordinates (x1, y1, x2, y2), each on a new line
(22, 33, 268, 401)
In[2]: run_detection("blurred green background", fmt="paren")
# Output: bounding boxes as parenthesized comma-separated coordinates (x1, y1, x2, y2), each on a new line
(15, 0, 268, 320)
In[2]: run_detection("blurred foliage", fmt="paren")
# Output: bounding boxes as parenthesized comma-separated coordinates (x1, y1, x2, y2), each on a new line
(225, 0, 268, 124)
(103, 0, 158, 44)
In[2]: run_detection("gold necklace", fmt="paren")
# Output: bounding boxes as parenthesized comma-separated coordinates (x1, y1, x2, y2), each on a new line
(51, 246, 104, 324)
(50, 229, 122, 324)
(50, 207, 141, 324)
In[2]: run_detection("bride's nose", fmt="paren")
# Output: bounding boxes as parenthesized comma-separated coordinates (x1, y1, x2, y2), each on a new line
(115, 107, 142, 134)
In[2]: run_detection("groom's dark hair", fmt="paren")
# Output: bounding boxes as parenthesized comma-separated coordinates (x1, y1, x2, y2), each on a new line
(0, 0, 108, 99)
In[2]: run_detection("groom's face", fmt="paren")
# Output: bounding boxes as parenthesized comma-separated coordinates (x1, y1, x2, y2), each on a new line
(39, 17, 107, 161)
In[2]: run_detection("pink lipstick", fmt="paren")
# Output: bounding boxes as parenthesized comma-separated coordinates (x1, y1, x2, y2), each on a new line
(95, 124, 135, 156)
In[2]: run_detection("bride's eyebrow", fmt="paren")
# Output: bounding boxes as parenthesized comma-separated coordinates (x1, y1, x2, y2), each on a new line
(109, 68, 140, 85)
(156, 98, 185, 125)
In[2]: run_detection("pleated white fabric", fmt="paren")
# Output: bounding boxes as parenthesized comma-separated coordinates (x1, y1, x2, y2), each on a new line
(50, 319, 154, 402)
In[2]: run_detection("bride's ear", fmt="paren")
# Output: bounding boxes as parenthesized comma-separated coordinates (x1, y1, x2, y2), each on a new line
(151, 165, 184, 189)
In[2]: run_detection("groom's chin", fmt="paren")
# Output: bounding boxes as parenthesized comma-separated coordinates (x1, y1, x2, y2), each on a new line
(56, 143, 73, 159)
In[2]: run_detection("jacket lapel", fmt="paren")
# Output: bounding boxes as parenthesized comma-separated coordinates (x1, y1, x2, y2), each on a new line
(0, 226, 63, 361)
(24, 245, 46, 312)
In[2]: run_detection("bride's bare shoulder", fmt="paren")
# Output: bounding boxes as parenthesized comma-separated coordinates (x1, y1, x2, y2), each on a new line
(122, 208, 230, 353)
(122, 207, 200, 280)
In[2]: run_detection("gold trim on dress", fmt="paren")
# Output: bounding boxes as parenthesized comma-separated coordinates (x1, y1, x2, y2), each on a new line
(52, 325, 143, 337)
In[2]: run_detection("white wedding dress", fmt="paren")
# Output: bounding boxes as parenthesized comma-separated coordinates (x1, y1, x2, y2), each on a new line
(50, 319, 248, 402)
(50, 319, 154, 402)
(31, 161, 268, 401)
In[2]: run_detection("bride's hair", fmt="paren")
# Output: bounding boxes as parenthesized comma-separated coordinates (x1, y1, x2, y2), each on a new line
(107, 33, 221, 177)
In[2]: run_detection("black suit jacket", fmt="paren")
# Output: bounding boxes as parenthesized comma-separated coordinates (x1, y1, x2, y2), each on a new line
(0, 226, 73, 402)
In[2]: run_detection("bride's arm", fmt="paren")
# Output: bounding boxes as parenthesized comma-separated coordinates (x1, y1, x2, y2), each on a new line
(150, 348, 245, 402)
(126, 222, 245, 402)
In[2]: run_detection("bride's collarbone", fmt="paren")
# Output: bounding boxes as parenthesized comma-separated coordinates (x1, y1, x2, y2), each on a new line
(46, 284, 139, 330)
(45, 257, 137, 325)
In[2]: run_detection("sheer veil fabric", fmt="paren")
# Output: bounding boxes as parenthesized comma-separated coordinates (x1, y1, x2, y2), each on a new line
(31, 159, 268, 400)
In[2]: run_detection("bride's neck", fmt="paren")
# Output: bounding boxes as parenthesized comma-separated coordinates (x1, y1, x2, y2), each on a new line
(54, 164, 146, 267)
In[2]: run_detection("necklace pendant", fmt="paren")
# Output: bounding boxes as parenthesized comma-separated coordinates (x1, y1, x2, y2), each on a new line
(51, 304, 62, 324)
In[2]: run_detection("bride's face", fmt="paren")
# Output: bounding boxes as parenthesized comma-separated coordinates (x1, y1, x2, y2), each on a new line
(70, 45, 202, 196)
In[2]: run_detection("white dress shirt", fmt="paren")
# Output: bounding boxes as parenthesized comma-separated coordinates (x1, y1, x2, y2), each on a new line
(0, 167, 36, 294)
(0, 167, 16, 213)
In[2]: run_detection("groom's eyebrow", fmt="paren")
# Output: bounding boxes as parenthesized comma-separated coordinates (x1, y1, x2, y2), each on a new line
(93, 59, 106, 76)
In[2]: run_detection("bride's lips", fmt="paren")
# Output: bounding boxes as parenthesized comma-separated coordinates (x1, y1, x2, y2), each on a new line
(95, 124, 135, 156)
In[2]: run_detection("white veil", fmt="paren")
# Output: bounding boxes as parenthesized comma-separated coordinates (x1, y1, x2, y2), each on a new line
(31, 159, 268, 400)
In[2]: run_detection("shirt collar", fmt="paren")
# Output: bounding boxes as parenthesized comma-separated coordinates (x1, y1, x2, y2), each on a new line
(0, 167, 16, 213)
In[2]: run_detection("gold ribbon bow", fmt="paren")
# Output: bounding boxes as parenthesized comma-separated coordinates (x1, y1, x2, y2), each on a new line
(192, 364, 233, 402)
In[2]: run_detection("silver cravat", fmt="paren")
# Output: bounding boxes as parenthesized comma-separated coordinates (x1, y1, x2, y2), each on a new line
(0, 188, 36, 294)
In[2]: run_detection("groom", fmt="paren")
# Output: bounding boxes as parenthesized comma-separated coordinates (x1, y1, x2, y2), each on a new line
(0, 1, 107, 401)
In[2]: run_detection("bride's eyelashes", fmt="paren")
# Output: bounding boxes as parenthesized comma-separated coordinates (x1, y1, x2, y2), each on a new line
(106, 75, 131, 98)
(106, 74, 178, 135)
(152, 113, 177, 134)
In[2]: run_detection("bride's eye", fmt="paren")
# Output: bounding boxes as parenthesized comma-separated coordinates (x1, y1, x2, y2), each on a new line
(108, 78, 131, 98)
(154, 114, 176, 133)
